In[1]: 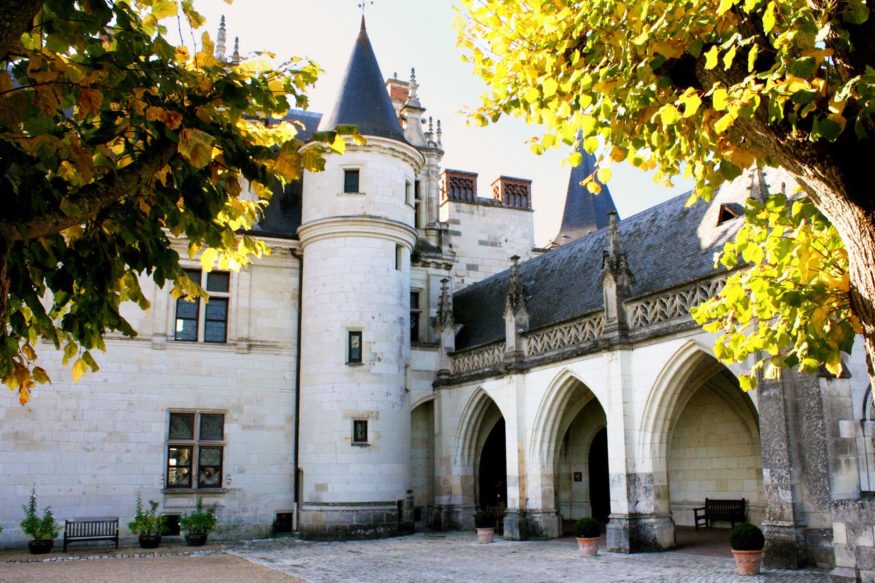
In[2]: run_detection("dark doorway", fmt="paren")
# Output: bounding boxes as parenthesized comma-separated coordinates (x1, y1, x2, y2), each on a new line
(478, 418, 507, 512)
(588, 427, 610, 523)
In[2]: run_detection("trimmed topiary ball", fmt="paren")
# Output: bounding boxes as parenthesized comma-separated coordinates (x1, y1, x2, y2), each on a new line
(730, 523, 765, 551)
(573, 517, 600, 539)
(474, 510, 496, 529)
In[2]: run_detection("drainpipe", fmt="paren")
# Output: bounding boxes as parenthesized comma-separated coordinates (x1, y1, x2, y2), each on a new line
(291, 247, 304, 531)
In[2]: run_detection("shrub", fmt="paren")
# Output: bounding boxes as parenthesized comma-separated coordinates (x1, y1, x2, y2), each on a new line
(474, 510, 496, 529)
(128, 497, 167, 536)
(730, 523, 765, 551)
(179, 498, 218, 535)
(20, 488, 59, 541)
(573, 518, 600, 539)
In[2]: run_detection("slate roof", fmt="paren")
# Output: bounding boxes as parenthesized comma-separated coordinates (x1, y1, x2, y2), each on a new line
(452, 168, 780, 349)
(251, 110, 322, 239)
(318, 18, 406, 143)
(550, 145, 619, 247)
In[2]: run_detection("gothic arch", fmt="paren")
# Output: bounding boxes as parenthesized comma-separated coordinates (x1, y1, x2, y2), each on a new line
(638, 339, 761, 519)
(529, 368, 605, 470)
(638, 340, 725, 472)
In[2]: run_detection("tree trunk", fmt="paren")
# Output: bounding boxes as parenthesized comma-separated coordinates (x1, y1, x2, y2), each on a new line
(810, 187, 875, 391)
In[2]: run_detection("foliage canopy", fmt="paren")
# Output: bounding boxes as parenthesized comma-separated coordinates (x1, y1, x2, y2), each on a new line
(0, 0, 350, 403)
(457, 0, 875, 384)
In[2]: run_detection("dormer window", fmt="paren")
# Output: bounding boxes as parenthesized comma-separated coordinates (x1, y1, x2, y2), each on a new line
(344, 169, 360, 193)
(717, 203, 741, 225)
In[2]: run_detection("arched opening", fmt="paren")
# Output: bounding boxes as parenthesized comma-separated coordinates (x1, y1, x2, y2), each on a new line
(588, 427, 610, 523)
(478, 417, 507, 512)
(454, 388, 507, 529)
(532, 372, 607, 535)
(643, 344, 762, 552)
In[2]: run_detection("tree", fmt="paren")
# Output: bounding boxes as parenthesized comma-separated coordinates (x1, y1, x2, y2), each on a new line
(456, 0, 875, 385)
(0, 0, 350, 404)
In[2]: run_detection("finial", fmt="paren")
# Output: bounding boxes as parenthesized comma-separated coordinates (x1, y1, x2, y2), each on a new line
(358, 1, 374, 22)
(216, 15, 227, 61)
(436, 119, 442, 146)
(607, 211, 621, 258)
(506, 255, 526, 313)
(427, 116, 434, 140)
(438, 278, 454, 328)
(409, 67, 418, 99)
(231, 37, 240, 64)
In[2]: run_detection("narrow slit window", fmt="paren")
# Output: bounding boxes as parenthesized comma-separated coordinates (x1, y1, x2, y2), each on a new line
(344, 169, 360, 193)
(410, 290, 421, 343)
(395, 245, 404, 271)
(348, 331, 362, 364)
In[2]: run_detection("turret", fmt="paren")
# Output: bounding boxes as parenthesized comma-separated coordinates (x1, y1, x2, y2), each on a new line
(296, 18, 424, 538)
(549, 140, 619, 248)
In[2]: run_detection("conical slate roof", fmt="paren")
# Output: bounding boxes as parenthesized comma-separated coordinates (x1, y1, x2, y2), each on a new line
(319, 18, 405, 142)
(550, 145, 618, 247)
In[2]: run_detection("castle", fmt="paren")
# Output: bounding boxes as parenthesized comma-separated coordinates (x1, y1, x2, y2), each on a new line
(1, 17, 874, 580)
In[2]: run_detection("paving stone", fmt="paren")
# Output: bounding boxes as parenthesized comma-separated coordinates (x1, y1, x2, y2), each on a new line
(226, 532, 828, 583)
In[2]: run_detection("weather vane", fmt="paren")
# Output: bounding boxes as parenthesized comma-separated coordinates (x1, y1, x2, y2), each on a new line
(357, 0, 374, 16)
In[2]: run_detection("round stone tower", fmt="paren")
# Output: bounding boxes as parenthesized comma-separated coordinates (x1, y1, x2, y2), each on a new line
(296, 19, 424, 538)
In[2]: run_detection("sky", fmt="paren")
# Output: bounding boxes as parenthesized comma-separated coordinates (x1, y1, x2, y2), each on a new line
(192, 0, 693, 246)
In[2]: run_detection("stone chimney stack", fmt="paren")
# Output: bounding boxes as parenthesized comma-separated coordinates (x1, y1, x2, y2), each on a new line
(491, 176, 532, 210)
(441, 169, 478, 203)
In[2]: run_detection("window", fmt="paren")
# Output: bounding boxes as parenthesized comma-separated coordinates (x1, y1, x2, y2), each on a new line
(352, 420, 368, 445)
(174, 270, 230, 343)
(344, 169, 360, 193)
(414, 180, 422, 228)
(347, 331, 362, 364)
(405, 180, 413, 205)
(410, 290, 421, 343)
(167, 411, 225, 489)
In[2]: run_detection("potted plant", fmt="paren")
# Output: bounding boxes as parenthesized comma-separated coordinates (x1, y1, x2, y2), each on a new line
(20, 488, 59, 554)
(179, 498, 217, 546)
(574, 517, 601, 557)
(128, 497, 167, 549)
(730, 522, 765, 575)
(474, 510, 496, 544)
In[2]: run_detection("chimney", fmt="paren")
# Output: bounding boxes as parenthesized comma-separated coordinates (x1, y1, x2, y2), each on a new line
(491, 176, 532, 209)
(440, 169, 478, 203)
(385, 74, 410, 115)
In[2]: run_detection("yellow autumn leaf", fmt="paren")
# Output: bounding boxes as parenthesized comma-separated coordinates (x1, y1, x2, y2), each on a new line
(680, 92, 702, 117)
(704, 46, 719, 70)
(659, 104, 681, 126)
(71, 358, 89, 382)
(274, 148, 301, 181)
(713, 88, 729, 111)
(178, 128, 214, 168)
(596, 167, 612, 183)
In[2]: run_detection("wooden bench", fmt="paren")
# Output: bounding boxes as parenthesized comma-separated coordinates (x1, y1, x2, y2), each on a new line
(63, 517, 119, 551)
(694, 498, 746, 529)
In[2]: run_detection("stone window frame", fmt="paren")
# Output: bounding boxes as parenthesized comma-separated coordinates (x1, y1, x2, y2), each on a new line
(174, 269, 231, 343)
(166, 410, 226, 491)
(413, 179, 423, 229)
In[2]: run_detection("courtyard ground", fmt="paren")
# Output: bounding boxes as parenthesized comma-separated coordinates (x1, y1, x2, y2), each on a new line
(1, 531, 829, 582)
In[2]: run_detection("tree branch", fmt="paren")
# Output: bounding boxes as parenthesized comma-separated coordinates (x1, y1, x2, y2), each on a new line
(3, 138, 178, 242)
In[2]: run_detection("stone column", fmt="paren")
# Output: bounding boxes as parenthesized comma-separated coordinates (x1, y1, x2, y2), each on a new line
(758, 370, 835, 568)
(604, 348, 675, 553)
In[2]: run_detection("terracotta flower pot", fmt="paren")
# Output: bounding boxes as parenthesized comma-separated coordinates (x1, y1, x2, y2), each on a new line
(27, 540, 53, 555)
(576, 536, 599, 557)
(138, 534, 162, 549)
(732, 549, 763, 575)
(476, 527, 494, 544)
